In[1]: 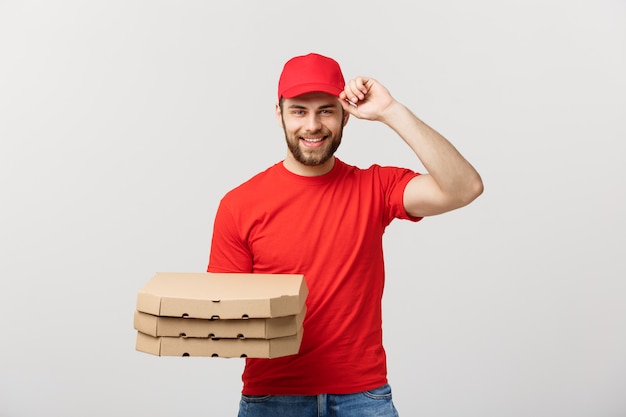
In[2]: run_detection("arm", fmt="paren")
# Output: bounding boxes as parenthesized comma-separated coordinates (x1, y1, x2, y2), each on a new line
(340, 76, 483, 217)
(207, 201, 254, 273)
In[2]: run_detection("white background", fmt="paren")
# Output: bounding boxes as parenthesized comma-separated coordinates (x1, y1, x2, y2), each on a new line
(1, 1, 625, 416)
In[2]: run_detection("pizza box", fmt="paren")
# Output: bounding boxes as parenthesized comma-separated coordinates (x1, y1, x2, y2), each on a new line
(135, 329, 303, 359)
(133, 306, 306, 339)
(136, 272, 307, 319)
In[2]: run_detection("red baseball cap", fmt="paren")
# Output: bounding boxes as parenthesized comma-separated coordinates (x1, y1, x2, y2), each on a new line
(277, 53, 345, 101)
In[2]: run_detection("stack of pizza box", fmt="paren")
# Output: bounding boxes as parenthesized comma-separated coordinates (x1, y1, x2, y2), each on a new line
(134, 272, 307, 359)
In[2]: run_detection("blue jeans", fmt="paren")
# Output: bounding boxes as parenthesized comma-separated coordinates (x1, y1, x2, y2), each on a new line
(237, 383, 399, 417)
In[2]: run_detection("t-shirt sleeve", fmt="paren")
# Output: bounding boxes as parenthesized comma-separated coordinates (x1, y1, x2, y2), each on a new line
(380, 166, 423, 223)
(207, 199, 254, 273)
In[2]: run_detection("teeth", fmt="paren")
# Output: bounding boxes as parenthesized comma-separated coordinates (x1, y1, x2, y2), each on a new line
(303, 138, 323, 142)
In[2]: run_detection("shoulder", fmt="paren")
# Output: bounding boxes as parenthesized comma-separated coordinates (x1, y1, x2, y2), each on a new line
(221, 162, 282, 202)
(339, 159, 419, 180)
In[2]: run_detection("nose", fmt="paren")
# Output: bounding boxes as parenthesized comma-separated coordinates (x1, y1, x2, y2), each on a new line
(304, 113, 322, 132)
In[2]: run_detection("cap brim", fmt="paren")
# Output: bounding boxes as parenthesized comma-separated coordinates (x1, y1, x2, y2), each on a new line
(281, 83, 343, 99)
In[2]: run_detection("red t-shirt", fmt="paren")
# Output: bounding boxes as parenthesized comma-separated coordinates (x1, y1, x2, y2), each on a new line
(208, 158, 421, 395)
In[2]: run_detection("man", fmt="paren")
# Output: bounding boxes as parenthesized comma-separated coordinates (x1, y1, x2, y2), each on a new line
(207, 52, 483, 417)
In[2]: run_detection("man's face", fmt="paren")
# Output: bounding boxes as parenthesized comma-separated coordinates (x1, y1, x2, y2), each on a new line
(278, 92, 349, 167)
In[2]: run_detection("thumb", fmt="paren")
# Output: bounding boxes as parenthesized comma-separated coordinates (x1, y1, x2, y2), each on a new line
(340, 96, 360, 116)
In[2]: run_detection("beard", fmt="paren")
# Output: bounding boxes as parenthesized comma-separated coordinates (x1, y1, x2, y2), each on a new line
(282, 120, 343, 167)
(286, 133, 342, 166)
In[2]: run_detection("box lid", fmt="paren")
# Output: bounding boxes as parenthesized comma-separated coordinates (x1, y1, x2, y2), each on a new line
(136, 272, 307, 319)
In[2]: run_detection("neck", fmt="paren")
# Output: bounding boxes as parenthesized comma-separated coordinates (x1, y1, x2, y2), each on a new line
(282, 155, 336, 176)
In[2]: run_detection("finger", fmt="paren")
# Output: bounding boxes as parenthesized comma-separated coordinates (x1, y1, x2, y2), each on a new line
(344, 77, 367, 103)
(340, 97, 358, 114)
(341, 81, 359, 103)
(356, 77, 374, 94)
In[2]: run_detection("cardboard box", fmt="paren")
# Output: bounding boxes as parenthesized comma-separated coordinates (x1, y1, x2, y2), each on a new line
(136, 272, 307, 319)
(135, 329, 303, 358)
(133, 306, 306, 339)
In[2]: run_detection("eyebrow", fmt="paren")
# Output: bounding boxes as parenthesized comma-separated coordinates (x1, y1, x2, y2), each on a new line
(287, 103, 338, 110)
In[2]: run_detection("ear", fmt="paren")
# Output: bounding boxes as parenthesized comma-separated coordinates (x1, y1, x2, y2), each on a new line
(339, 98, 351, 127)
(275, 102, 283, 127)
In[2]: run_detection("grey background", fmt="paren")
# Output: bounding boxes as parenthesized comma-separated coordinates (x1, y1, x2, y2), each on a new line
(1, 1, 625, 416)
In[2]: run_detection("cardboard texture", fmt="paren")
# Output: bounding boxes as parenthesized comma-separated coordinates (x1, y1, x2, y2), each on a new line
(136, 272, 308, 319)
(136, 329, 303, 358)
(134, 306, 306, 339)
(134, 272, 308, 359)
